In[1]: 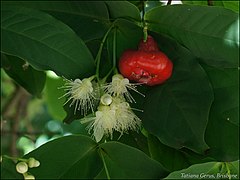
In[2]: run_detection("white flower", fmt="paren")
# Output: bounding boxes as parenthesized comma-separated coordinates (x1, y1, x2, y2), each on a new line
(60, 77, 96, 115)
(81, 95, 141, 142)
(82, 105, 117, 142)
(104, 74, 145, 103)
(111, 97, 141, 134)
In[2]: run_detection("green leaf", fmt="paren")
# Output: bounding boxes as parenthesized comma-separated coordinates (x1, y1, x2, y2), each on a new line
(145, 5, 239, 68)
(203, 65, 239, 161)
(105, 1, 141, 21)
(115, 19, 142, 60)
(148, 134, 190, 172)
(1, 5, 95, 79)
(2, 1, 110, 42)
(2, 54, 46, 97)
(1, 157, 23, 179)
(181, 0, 208, 6)
(112, 131, 150, 156)
(165, 160, 239, 179)
(24, 135, 101, 179)
(222, 1, 239, 13)
(44, 74, 66, 120)
(98, 141, 168, 179)
(182, 0, 239, 13)
(143, 46, 214, 154)
(23, 135, 168, 179)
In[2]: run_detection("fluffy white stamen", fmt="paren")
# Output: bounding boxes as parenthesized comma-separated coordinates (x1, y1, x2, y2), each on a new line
(59, 77, 96, 115)
(105, 74, 145, 103)
(84, 105, 117, 142)
(111, 97, 141, 134)
(81, 96, 141, 142)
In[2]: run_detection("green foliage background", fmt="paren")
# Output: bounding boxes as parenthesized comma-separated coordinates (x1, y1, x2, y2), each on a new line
(1, 1, 239, 179)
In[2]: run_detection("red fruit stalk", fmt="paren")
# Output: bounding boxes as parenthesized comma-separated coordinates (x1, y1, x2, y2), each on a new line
(119, 35, 173, 86)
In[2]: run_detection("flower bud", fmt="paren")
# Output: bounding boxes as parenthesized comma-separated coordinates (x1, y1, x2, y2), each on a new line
(34, 160, 40, 167)
(28, 158, 40, 168)
(16, 162, 28, 174)
(28, 158, 35, 168)
(100, 94, 112, 105)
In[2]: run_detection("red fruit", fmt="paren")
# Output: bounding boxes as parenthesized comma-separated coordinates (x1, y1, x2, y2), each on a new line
(119, 35, 173, 86)
(138, 35, 159, 52)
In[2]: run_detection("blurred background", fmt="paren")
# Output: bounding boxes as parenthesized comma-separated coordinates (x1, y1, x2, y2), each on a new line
(1, 69, 88, 157)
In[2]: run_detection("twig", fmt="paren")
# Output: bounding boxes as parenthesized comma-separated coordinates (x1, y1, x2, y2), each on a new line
(3, 87, 31, 156)
(2, 84, 19, 118)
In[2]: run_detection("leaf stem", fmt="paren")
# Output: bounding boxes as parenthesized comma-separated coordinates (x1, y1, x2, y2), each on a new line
(99, 149, 110, 180)
(141, 0, 148, 42)
(95, 23, 115, 82)
(3, 155, 27, 162)
(99, 26, 118, 84)
(112, 27, 117, 71)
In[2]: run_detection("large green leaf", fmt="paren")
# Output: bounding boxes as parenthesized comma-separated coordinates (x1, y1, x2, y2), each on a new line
(203, 65, 239, 161)
(19, 135, 168, 179)
(111, 131, 150, 156)
(24, 135, 101, 179)
(145, 5, 239, 68)
(143, 46, 214, 154)
(2, 1, 110, 42)
(148, 134, 216, 172)
(2, 54, 46, 97)
(105, 1, 141, 21)
(98, 142, 168, 179)
(1, 157, 23, 179)
(165, 160, 239, 179)
(182, 0, 239, 13)
(114, 19, 142, 61)
(1, 5, 95, 79)
(148, 134, 190, 172)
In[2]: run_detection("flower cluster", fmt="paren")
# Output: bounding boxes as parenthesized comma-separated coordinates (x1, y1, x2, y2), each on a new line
(15, 157, 40, 180)
(61, 74, 144, 142)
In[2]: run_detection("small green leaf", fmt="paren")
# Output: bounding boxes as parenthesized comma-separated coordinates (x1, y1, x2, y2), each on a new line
(165, 160, 239, 179)
(145, 5, 239, 68)
(2, 54, 46, 97)
(143, 48, 214, 154)
(1, 5, 95, 79)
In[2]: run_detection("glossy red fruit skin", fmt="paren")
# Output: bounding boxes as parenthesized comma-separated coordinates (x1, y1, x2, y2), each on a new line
(119, 36, 173, 86)
(138, 35, 159, 52)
